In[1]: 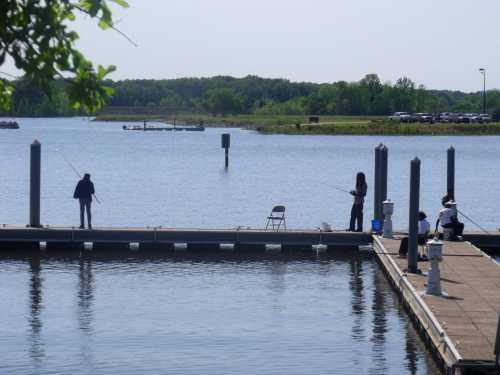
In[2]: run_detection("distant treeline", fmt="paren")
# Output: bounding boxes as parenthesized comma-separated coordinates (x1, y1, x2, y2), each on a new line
(2, 74, 500, 118)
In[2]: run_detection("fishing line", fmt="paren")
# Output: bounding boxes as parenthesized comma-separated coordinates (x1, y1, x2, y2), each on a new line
(457, 209, 489, 234)
(55, 148, 101, 205)
(317, 181, 352, 195)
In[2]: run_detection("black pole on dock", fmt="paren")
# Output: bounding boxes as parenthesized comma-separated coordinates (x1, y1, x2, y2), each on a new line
(447, 146, 455, 200)
(408, 157, 420, 273)
(30, 140, 41, 228)
(380, 144, 388, 211)
(221, 133, 230, 168)
(374, 144, 382, 224)
(495, 315, 500, 365)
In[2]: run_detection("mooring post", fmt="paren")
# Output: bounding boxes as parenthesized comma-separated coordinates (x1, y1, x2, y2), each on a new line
(374, 144, 382, 224)
(380, 145, 388, 222)
(408, 157, 420, 273)
(30, 140, 41, 227)
(221, 133, 230, 168)
(495, 314, 500, 365)
(447, 146, 455, 200)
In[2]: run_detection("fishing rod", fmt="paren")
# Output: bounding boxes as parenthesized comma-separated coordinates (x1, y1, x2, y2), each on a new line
(317, 182, 352, 195)
(457, 209, 489, 234)
(317, 181, 373, 210)
(55, 148, 101, 205)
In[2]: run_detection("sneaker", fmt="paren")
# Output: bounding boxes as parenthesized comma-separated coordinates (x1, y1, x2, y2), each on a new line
(79, 225, 84, 229)
(88, 225, 92, 230)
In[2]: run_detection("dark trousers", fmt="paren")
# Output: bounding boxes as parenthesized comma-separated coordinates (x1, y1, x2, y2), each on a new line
(79, 198, 92, 228)
(442, 222, 464, 237)
(349, 203, 363, 232)
(399, 235, 428, 255)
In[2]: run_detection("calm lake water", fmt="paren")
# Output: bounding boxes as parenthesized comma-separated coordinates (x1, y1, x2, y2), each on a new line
(0, 117, 498, 230)
(1, 117, 498, 374)
(0, 252, 441, 375)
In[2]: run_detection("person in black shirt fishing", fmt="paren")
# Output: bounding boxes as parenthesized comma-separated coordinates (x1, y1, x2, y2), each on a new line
(348, 172, 368, 232)
(73, 173, 95, 229)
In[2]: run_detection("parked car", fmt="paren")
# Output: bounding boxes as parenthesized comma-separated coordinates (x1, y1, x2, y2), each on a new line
(477, 114, 492, 123)
(389, 112, 409, 121)
(464, 113, 482, 123)
(438, 112, 453, 122)
(451, 113, 468, 123)
(414, 113, 434, 123)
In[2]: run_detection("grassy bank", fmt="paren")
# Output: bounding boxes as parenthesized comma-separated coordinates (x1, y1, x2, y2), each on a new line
(94, 113, 383, 127)
(260, 120, 500, 135)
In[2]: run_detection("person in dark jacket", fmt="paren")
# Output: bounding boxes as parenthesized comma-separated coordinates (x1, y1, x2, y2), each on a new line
(73, 173, 95, 229)
(348, 172, 368, 232)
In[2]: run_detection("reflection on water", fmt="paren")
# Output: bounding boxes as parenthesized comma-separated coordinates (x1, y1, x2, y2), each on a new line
(405, 317, 419, 375)
(0, 252, 442, 374)
(78, 258, 94, 333)
(370, 266, 388, 374)
(29, 255, 44, 365)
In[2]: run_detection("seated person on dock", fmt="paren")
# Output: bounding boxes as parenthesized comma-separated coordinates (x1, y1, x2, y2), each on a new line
(398, 211, 430, 257)
(435, 200, 464, 240)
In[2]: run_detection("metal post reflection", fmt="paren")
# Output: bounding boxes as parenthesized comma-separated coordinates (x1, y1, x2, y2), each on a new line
(370, 266, 388, 373)
(349, 256, 365, 341)
(78, 258, 94, 333)
(28, 255, 45, 363)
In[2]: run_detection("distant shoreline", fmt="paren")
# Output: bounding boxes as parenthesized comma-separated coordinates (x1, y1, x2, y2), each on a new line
(94, 114, 500, 135)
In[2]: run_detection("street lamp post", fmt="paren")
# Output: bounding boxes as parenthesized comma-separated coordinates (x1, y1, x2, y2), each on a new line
(479, 68, 486, 114)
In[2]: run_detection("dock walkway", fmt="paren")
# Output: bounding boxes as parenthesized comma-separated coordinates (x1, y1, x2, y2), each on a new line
(374, 236, 500, 374)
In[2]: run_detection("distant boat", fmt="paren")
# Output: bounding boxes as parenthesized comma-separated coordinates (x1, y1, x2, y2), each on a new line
(122, 123, 205, 132)
(0, 121, 19, 129)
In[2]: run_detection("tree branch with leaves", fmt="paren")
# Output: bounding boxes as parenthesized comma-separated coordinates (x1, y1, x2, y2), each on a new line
(0, 0, 130, 112)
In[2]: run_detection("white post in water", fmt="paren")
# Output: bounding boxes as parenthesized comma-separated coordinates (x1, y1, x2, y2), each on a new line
(382, 199, 394, 238)
(426, 238, 443, 296)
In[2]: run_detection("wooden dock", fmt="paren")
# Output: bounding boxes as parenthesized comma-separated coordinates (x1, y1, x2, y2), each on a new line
(373, 235, 500, 374)
(0, 226, 372, 251)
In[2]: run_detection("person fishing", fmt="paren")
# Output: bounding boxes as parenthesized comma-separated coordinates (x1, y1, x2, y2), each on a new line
(348, 172, 368, 232)
(73, 173, 95, 229)
(435, 200, 464, 240)
(398, 211, 431, 257)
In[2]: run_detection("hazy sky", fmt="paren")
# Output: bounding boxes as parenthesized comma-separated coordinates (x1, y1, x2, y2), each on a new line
(5, 0, 500, 91)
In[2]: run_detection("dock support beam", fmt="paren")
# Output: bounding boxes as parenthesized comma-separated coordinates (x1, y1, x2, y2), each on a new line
(447, 146, 455, 200)
(408, 157, 420, 273)
(30, 140, 41, 228)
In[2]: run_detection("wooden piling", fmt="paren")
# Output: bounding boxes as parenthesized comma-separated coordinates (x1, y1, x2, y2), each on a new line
(30, 140, 41, 228)
(221, 133, 230, 168)
(380, 144, 388, 214)
(447, 146, 455, 200)
(408, 157, 420, 273)
(374, 144, 382, 223)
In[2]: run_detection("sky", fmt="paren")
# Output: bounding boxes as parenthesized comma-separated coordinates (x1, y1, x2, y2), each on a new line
(4, 0, 500, 92)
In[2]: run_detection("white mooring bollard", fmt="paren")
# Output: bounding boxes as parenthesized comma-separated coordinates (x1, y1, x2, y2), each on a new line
(382, 199, 394, 238)
(426, 238, 443, 296)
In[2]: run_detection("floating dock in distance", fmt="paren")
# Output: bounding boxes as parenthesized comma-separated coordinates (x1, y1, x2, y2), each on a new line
(122, 125, 204, 131)
(373, 236, 500, 375)
(0, 226, 372, 251)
